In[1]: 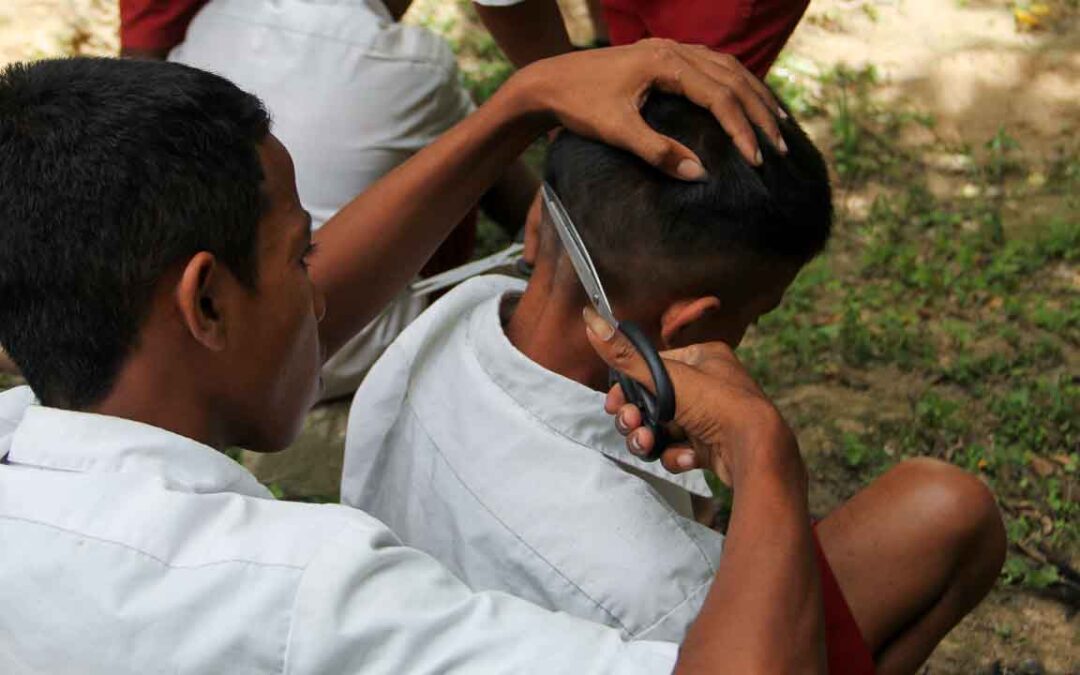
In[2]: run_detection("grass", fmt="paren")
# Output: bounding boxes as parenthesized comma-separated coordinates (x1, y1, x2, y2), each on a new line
(739, 63, 1079, 597)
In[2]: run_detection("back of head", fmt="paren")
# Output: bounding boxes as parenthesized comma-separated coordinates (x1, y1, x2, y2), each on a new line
(0, 57, 269, 408)
(544, 92, 832, 303)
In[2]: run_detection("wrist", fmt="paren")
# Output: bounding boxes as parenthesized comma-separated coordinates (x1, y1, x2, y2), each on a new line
(498, 62, 558, 133)
(724, 407, 806, 491)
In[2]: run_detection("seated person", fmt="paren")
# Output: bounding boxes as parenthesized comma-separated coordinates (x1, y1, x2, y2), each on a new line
(169, 0, 538, 400)
(341, 94, 1007, 672)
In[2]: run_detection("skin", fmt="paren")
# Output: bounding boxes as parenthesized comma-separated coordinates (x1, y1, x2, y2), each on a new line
(511, 223, 1006, 673)
(474, 0, 575, 68)
(71, 43, 837, 672)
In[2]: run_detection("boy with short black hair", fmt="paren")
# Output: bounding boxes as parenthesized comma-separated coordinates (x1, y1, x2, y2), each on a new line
(342, 93, 1006, 673)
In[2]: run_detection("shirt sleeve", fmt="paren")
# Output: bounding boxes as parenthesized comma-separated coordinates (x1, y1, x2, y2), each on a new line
(286, 517, 679, 674)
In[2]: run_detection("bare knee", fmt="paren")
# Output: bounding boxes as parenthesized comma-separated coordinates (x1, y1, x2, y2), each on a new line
(884, 458, 1007, 581)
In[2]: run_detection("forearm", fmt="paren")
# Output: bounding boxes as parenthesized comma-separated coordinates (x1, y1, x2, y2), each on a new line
(310, 76, 549, 357)
(676, 436, 825, 674)
(480, 157, 539, 239)
(474, 0, 574, 67)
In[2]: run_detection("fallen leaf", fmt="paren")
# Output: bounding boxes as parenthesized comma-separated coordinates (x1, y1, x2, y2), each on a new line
(1030, 455, 1058, 478)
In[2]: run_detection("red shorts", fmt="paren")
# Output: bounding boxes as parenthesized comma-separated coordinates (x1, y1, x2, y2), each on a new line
(119, 0, 209, 53)
(814, 529, 877, 675)
(601, 0, 810, 79)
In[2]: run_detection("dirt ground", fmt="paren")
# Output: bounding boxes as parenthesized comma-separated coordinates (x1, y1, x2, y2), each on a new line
(0, 0, 1077, 672)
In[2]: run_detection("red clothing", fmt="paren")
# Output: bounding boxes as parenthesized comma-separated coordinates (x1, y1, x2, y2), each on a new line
(814, 529, 878, 675)
(119, 0, 209, 53)
(602, 0, 810, 79)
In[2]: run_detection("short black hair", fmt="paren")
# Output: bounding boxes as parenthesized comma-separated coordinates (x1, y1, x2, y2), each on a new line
(545, 92, 832, 300)
(0, 57, 270, 408)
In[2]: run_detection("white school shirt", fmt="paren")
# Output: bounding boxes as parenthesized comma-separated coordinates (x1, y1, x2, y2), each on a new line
(341, 275, 724, 642)
(170, 0, 475, 399)
(0, 386, 678, 674)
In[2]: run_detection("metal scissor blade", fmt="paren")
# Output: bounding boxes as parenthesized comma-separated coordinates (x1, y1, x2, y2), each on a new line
(541, 183, 618, 326)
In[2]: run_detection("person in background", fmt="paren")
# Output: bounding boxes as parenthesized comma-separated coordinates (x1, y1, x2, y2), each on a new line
(473, 0, 810, 78)
(125, 0, 538, 399)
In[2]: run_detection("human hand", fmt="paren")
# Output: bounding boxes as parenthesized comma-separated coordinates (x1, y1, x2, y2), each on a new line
(512, 39, 786, 180)
(583, 307, 801, 487)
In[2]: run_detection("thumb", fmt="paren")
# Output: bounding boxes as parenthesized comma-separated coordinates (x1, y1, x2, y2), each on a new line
(583, 306, 653, 388)
(584, 306, 695, 399)
(613, 114, 708, 183)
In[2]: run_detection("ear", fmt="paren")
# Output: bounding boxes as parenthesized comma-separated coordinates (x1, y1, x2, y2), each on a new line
(522, 189, 543, 265)
(659, 296, 722, 348)
(175, 252, 229, 352)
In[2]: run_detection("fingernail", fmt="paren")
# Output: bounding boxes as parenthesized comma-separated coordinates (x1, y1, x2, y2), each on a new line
(676, 159, 707, 182)
(583, 306, 615, 341)
(628, 433, 644, 455)
(615, 412, 629, 434)
(777, 107, 789, 120)
(677, 452, 696, 470)
(754, 149, 764, 166)
(776, 135, 788, 154)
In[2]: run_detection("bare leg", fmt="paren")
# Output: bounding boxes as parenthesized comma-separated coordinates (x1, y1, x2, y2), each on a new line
(816, 458, 1006, 675)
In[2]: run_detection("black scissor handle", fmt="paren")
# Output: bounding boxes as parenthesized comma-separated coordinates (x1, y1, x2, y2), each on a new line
(608, 320, 676, 462)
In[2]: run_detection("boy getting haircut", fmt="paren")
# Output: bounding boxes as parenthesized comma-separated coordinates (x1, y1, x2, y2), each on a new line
(342, 93, 1003, 669)
(342, 93, 835, 641)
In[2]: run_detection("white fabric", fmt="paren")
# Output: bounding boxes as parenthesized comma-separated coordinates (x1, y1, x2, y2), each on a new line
(342, 275, 724, 642)
(0, 386, 677, 674)
(170, 0, 477, 398)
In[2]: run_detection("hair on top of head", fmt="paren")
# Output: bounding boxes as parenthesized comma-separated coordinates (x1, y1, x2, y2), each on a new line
(0, 57, 271, 409)
(544, 91, 833, 297)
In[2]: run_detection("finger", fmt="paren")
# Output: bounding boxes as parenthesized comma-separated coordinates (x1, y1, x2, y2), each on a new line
(688, 46, 786, 121)
(626, 426, 654, 458)
(612, 111, 708, 181)
(659, 445, 701, 473)
(604, 383, 626, 414)
(650, 57, 763, 165)
(584, 306, 661, 394)
(585, 306, 700, 399)
(615, 403, 642, 436)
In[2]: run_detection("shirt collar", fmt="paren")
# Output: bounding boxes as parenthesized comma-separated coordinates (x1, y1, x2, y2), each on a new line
(467, 288, 711, 498)
(3, 390, 271, 499)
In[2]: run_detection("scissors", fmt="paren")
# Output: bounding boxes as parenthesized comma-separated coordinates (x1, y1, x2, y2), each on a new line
(541, 183, 676, 462)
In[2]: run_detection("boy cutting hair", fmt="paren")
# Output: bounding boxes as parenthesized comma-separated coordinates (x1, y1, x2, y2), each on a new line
(342, 93, 1006, 673)
(0, 49, 859, 673)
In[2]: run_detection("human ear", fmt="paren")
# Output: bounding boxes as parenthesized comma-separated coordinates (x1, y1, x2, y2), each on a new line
(659, 296, 722, 349)
(522, 190, 543, 265)
(175, 252, 228, 352)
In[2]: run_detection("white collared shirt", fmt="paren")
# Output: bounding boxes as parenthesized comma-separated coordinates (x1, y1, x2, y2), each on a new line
(342, 275, 724, 642)
(0, 386, 677, 674)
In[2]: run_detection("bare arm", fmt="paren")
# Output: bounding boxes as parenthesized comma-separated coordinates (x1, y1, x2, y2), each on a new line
(473, 0, 574, 68)
(310, 42, 785, 359)
(586, 316, 826, 674)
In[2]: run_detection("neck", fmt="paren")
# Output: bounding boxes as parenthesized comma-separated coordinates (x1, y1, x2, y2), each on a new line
(505, 264, 619, 392)
(86, 338, 226, 450)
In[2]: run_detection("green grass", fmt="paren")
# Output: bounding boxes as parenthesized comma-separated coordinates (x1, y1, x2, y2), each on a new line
(740, 63, 1079, 594)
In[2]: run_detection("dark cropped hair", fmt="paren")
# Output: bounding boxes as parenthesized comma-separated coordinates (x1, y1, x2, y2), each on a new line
(0, 57, 270, 408)
(544, 92, 833, 299)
